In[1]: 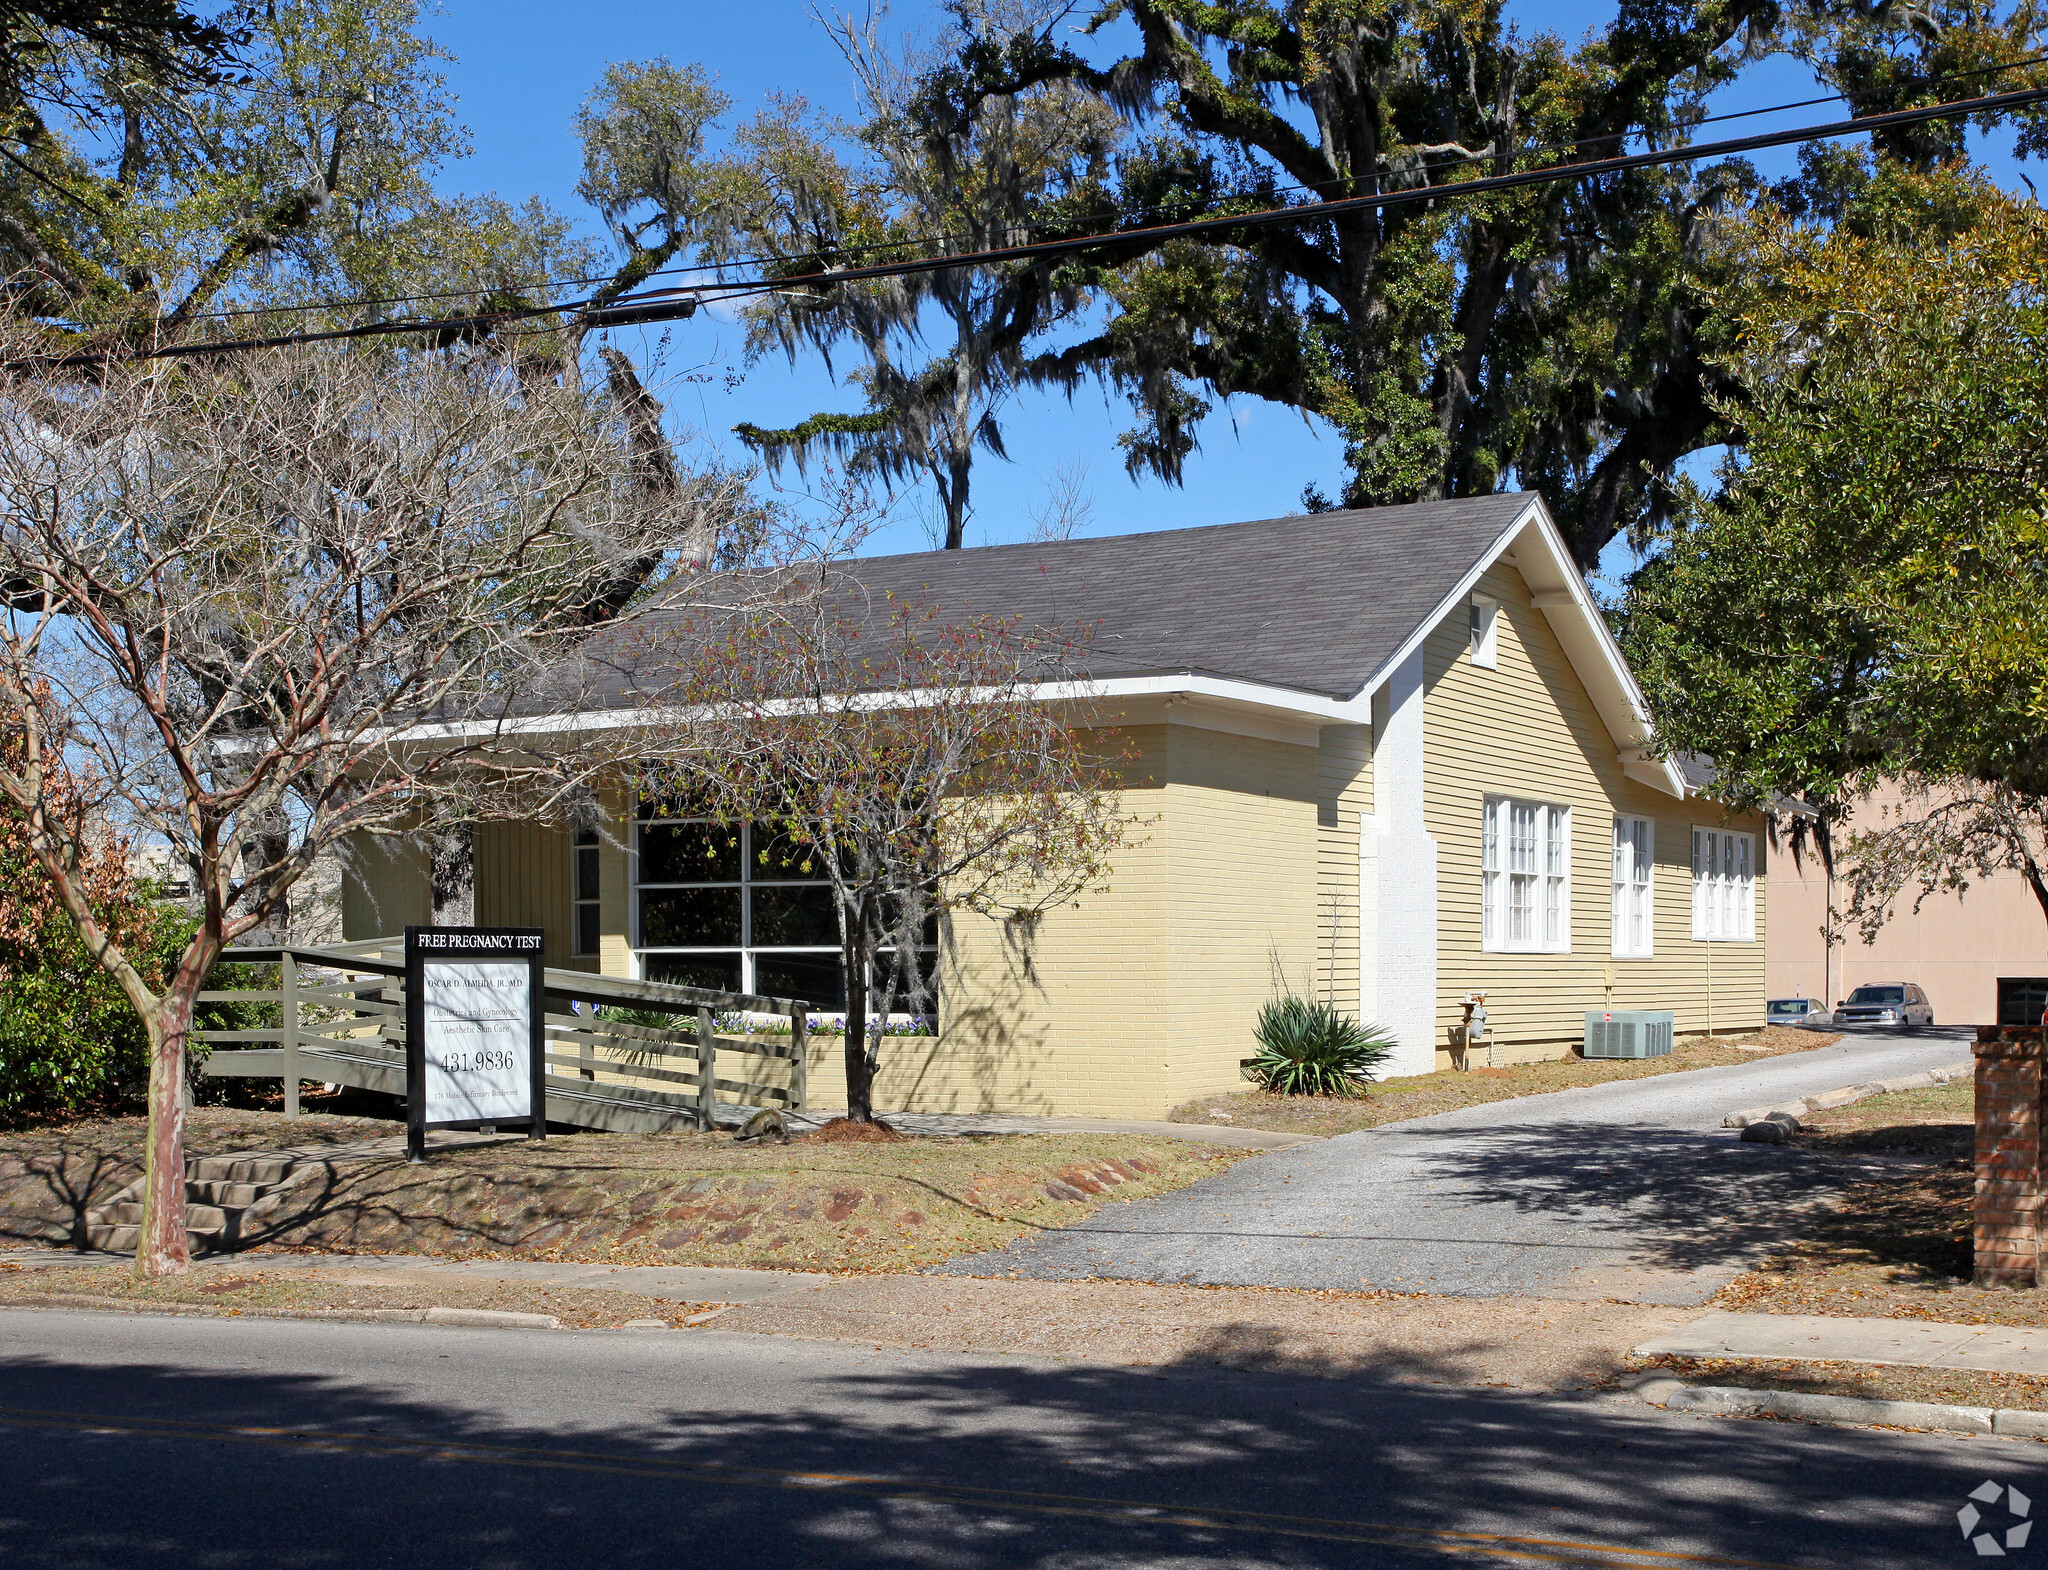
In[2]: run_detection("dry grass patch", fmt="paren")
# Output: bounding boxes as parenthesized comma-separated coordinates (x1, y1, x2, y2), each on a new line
(1638, 1354, 2048, 1414)
(0, 1260, 718, 1330)
(1172, 1027, 1838, 1137)
(1, 1110, 1250, 1272)
(1711, 1076, 2038, 1324)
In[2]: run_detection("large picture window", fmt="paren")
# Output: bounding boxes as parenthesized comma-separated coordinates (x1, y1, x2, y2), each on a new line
(632, 802, 937, 1010)
(1691, 827, 1755, 942)
(1611, 816, 1653, 958)
(1482, 797, 1570, 953)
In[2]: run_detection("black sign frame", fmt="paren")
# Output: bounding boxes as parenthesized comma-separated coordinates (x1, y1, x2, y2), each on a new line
(404, 925, 548, 1163)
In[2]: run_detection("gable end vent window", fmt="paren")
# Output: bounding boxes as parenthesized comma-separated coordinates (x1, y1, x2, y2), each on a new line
(1611, 816, 1653, 958)
(572, 827, 601, 957)
(1469, 595, 1499, 668)
(1482, 797, 1569, 953)
(1691, 827, 1755, 942)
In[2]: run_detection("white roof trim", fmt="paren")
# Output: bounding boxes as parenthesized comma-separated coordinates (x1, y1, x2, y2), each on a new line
(1351, 496, 1687, 800)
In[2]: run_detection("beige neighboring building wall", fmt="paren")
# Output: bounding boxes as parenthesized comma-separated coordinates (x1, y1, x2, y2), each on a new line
(1421, 559, 1769, 1066)
(1766, 784, 2048, 1026)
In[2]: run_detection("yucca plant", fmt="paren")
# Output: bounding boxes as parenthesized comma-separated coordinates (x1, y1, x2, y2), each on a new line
(1246, 994, 1396, 1097)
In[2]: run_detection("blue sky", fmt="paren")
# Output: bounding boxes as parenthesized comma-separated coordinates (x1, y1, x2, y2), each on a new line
(419, 1, 2035, 580)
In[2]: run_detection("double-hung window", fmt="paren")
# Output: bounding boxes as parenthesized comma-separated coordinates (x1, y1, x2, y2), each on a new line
(1691, 827, 1756, 941)
(1610, 816, 1653, 957)
(1482, 798, 1570, 952)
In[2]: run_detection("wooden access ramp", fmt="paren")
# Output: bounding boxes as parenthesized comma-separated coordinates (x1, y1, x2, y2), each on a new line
(197, 939, 817, 1133)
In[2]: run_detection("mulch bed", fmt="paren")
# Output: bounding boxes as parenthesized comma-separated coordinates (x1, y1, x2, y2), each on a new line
(1172, 1026, 1838, 1137)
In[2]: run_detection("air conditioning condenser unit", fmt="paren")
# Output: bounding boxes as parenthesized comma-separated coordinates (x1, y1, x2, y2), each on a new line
(1583, 1010, 1675, 1059)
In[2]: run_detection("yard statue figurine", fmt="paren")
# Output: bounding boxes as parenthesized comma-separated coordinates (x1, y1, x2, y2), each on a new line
(735, 1109, 791, 1145)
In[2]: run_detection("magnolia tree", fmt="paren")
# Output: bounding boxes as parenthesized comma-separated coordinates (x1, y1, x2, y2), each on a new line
(645, 590, 1133, 1121)
(0, 328, 741, 1276)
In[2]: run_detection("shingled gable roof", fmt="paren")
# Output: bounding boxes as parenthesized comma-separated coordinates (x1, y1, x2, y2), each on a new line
(533, 491, 1690, 798)
(760, 492, 1537, 701)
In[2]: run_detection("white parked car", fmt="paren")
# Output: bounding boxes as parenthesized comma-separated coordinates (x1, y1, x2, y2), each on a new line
(1766, 997, 1830, 1029)
(1831, 983, 1935, 1029)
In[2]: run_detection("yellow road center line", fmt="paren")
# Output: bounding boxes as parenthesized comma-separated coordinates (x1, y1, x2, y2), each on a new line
(0, 1404, 1813, 1570)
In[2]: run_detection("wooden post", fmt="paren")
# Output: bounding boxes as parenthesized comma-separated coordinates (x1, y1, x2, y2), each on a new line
(281, 951, 300, 1119)
(789, 1007, 808, 1114)
(696, 1006, 717, 1132)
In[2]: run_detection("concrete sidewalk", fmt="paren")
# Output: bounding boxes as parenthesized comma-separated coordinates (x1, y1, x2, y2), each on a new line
(1636, 1311, 2048, 1376)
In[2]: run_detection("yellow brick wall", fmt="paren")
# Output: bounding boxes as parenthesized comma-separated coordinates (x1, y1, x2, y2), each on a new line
(723, 721, 1323, 1120)
(1423, 562, 1768, 1065)
(1160, 724, 1321, 1106)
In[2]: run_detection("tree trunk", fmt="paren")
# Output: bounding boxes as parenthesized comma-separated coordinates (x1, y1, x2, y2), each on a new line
(841, 925, 872, 1122)
(136, 973, 204, 1279)
(430, 823, 475, 926)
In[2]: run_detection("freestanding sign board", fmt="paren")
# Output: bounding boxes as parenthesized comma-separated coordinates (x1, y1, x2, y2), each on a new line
(404, 926, 547, 1163)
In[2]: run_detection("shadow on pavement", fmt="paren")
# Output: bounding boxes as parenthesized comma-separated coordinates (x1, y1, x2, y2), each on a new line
(0, 1331, 1985, 1569)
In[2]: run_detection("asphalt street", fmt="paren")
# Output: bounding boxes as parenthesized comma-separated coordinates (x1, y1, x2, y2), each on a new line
(0, 1305, 2027, 1569)
(939, 1029, 1974, 1300)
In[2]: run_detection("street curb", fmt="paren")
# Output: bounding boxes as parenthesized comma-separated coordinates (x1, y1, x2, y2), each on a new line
(1636, 1376, 2048, 1439)
(0, 1293, 559, 1329)
(1722, 1061, 1971, 1129)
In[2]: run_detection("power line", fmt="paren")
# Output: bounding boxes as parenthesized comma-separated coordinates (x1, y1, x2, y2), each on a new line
(156, 50, 2048, 330)
(29, 83, 2048, 370)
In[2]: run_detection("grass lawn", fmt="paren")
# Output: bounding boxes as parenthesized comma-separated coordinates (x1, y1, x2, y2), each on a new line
(1169, 1025, 1840, 1137)
(0, 1108, 1251, 1273)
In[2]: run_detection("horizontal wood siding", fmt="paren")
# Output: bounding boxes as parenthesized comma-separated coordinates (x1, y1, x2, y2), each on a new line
(1422, 562, 1767, 1064)
(340, 831, 428, 941)
(475, 818, 578, 967)
(1315, 724, 1372, 1018)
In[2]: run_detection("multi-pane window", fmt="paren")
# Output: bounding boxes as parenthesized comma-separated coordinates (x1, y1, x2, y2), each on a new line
(632, 801, 937, 1010)
(571, 827, 600, 957)
(1611, 816, 1653, 958)
(1481, 798, 1569, 953)
(1691, 827, 1756, 941)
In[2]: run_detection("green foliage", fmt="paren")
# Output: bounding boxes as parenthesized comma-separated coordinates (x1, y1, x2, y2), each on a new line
(1055, 0, 2048, 561)
(1620, 176, 2048, 809)
(0, 889, 263, 1125)
(1619, 175, 2048, 935)
(1246, 994, 1394, 1098)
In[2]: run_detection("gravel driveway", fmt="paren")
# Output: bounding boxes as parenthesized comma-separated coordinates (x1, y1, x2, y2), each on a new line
(936, 1029, 1974, 1304)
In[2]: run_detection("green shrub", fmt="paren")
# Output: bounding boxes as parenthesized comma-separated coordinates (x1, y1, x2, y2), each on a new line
(1246, 993, 1395, 1097)
(0, 897, 265, 1124)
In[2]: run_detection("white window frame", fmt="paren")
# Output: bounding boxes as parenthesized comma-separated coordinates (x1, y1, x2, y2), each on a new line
(571, 826, 601, 957)
(1481, 797, 1570, 953)
(1469, 594, 1499, 668)
(1611, 815, 1654, 958)
(1691, 826, 1756, 942)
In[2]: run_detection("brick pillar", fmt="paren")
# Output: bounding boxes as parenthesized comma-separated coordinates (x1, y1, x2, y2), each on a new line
(1975, 1027, 2048, 1287)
